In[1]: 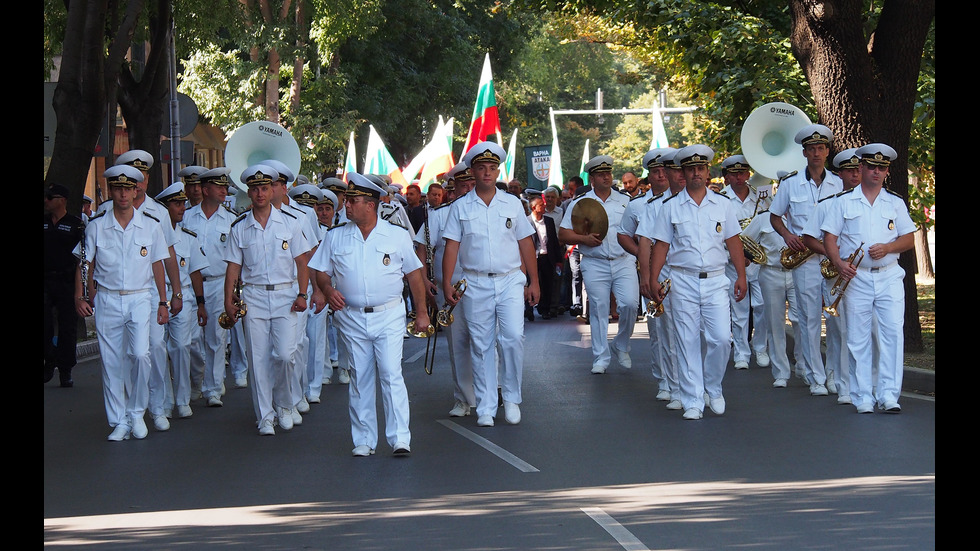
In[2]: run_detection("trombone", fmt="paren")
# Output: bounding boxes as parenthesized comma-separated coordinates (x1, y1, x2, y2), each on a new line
(823, 242, 865, 317)
(645, 278, 671, 318)
(218, 278, 247, 329)
(408, 210, 438, 374)
(436, 279, 466, 327)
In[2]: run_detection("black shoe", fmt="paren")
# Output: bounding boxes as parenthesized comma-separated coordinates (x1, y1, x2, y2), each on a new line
(44, 364, 56, 384)
(525, 310, 534, 322)
(498, 388, 504, 408)
(60, 370, 74, 388)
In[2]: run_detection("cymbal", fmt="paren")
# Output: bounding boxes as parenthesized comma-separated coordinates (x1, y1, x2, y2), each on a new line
(570, 197, 608, 241)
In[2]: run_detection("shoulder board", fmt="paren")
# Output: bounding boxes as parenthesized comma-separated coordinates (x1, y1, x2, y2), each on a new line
(89, 210, 107, 221)
(835, 188, 856, 198)
(434, 199, 454, 210)
(818, 193, 837, 203)
(713, 189, 728, 197)
(885, 188, 903, 198)
(616, 189, 631, 197)
(327, 222, 347, 231)
(646, 192, 665, 203)
(630, 194, 646, 202)
(142, 211, 160, 223)
(662, 193, 679, 204)
(180, 227, 198, 238)
(756, 208, 770, 215)
(222, 204, 236, 214)
(280, 209, 297, 219)
(385, 218, 409, 231)
(231, 213, 248, 227)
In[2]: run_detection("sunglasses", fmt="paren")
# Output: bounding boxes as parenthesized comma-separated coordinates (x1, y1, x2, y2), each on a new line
(45, 194, 65, 200)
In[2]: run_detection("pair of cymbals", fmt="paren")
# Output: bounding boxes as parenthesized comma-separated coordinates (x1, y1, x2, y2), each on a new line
(570, 197, 609, 241)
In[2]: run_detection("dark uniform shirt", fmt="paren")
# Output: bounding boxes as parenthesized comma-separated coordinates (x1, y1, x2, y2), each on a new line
(44, 213, 84, 275)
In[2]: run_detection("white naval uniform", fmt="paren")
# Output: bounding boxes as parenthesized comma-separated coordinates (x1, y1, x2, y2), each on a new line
(742, 212, 804, 383)
(768, 168, 842, 387)
(283, 200, 319, 412)
(305, 222, 331, 401)
(649, 188, 742, 412)
(442, 188, 533, 419)
(163, 226, 208, 410)
(561, 188, 639, 369)
(620, 190, 673, 393)
(75, 210, 170, 431)
(308, 219, 422, 450)
(224, 207, 312, 428)
(721, 184, 772, 366)
(820, 185, 914, 410)
(181, 203, 238, 397)
(414, 199, 476, 409)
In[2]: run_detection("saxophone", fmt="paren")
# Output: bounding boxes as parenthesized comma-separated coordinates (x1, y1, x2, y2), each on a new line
(779, 246, 816, 269)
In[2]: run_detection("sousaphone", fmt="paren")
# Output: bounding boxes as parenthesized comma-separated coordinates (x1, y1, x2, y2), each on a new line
(224, 121, 302, 197)
(570, 197, 608, 241)
(740, 102, 812, 180)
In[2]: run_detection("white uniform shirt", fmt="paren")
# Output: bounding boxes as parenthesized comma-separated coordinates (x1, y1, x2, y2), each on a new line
(378, 201, 412, 231)
(224, 207, 312, 285)
(720, 184, 773, 226)
(442, 189, 533, 273)
(74, 210, 170, 291)
(768, 167, 843, 236)
(742, 210, 788, 269)
(309, 220, 422, 309)
(413, 200, 457, 284)
(181, 204, 237, 279)
(619, 190, 658, 238)
(560, 188, 631, 259)
(99, 197, 179, 249)
(171, 225, 209, 290)
(820, 186, 916, 268)
(649, 188, 742, 272)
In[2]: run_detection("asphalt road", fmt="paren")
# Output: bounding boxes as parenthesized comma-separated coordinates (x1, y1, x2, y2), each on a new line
(43, 315, 935, 550)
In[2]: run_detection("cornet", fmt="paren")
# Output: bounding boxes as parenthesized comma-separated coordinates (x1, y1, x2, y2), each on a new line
(823, 242, 865, 317)
(436, 279, 467, 327)
(645, 278, 671, 318)
(218, 279, 247, 329)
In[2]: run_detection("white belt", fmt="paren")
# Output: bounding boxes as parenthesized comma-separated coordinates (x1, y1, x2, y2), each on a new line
(858, 260, 899, 273)
(670, 267, 726, 279)
(243, 282, 294, 291)
(463, 267, 520, 279)
(761, 264, 792, 272)
(348, 297, 402, 313)
(98, 285, 151, 296)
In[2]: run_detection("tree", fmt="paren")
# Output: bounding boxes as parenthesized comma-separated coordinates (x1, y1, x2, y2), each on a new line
(517, 0, 935, 350)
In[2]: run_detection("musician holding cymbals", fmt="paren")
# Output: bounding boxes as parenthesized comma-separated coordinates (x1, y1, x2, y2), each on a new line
(820, 143, 914, 414)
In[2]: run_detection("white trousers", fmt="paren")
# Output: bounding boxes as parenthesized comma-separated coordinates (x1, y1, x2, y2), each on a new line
(580, 255, 639, 367)
(461, 270, 525, 418)
(791, 258, 827, 385)
(241, 286, 299, 426)
(669, 271, 731, 411)
(164, 298, 198, 409)
(728, 263, 768, 363)
(201, 278, 229, 398)
(305, 304, 330, 400)
(758, 265, 802, 381)
(843, 264, 905, 408)
(94, 291, 152, 428)
(437, 284, 476, 407)
(290, 284, 310, 409)
(335, 301, 411, 449)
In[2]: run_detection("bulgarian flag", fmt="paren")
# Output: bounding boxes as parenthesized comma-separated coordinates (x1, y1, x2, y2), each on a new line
(578, 139, 590, 183)
(503, 128, 518, 182)
(547, 122, 564, 190)
(342, 131, 357, 182)
(462, 53, 503, 156)
(418, 118, 456, 191)
(364, 125, 408, 186)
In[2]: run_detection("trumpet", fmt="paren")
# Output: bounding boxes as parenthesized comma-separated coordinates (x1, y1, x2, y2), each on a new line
(645, 278, 671, 318)
(823, 242, 865, 317)
(436, 279, 467, 327)
(218, 279, 247, 329)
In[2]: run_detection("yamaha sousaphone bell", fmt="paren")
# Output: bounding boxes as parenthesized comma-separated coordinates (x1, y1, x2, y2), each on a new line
(570, 197, 609, 241)
(740, 102, 812, 180)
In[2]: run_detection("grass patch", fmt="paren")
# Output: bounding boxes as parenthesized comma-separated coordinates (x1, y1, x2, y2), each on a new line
(904, 276, 935, 371)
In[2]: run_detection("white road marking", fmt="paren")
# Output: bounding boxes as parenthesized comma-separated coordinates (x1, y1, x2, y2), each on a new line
(437, 419, 540, 472)
(581, 507, 650, 551)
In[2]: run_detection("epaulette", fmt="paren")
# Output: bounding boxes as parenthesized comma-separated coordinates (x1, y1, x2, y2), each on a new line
(616, 189, 631, 197)
(142, 211, 160, 223)
(180, 227, 198, 238)
(647, 192, 665, 203)
(280, 208, 297, 219)
(434, 198, 455, 210)
(630, 194, 646, 202)
(231, 213, 248, 227)
(662, 193, 679, 204)
(885, 188, 903, 198)
(386, 218, 410, 231)
(713, 189, 728, 197)
(88, 210, 107, 221)
(223, 204, 236, 214)
(818, 193, 837, 203)
(327, 222, 347, 231)
(756, 208, 770, 215)
(835, 188, 856, 198)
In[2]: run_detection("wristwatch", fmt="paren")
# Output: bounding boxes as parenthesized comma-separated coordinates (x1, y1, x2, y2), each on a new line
(159, 301, 169, 307)
(297, 292, 308, 300)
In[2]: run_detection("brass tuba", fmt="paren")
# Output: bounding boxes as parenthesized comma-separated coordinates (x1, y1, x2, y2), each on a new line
(218, 279, 247, 329)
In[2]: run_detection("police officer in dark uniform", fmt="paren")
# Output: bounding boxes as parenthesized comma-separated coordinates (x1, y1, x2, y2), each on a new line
(44, 183, 85, 387)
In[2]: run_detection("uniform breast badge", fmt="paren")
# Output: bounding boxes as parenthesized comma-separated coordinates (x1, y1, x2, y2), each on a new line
(282, 241, 289, 250)
(383, 253, 391, 266)
(506, 218, 513, 229)
(180, 257, 186, 267)
(140, 246, 148, 257)
(888, 220, 895, 230)
(716, 222, 723, 233)
(220, 233, 227, 242)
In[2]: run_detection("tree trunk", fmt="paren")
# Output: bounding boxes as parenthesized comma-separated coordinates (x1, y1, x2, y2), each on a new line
(915, 227, 935, 278)
(289, 0, 306, 117)
(789, 0, 935, 353)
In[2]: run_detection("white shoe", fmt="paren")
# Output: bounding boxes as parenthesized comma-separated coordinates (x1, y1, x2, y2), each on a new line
(837, 395, 852, 405)
(207, 395, 223, 407)
(352, 445, 375, 456)
(477, 415, 494, 427)
(734, 360, 749, 370)
(234, 377, 248, 389)
(655, 389, 671, 402)
(331, 360, 340, 369)
(297, 397, 310, 413)
(756, 351, 770, 367)
(683, 408, 703, 420)
(611, 344, 632, 369)
(826, 371, 838, 394)
(258, 419, 275, 436)
(503, 401, 521, 425)
(709, 396, 726, 415)
(393, 442, 411, 456)
(855, 402, 874, 414)
(220, 380, 226, 396)
(176, 405, 193, 418)
(277, 407, 294, 430)
(772, 378, 788, 388)
(338, 368, 350, 384)
(152, 414, 170, 431)
(810, 383, 829, 396)
(322, 376, 332, 385)
(449, 400, 471, 417)
(291, 408, 303, 426)
(882, 401, 902, 413)
(307, 395, 321, 404)
(131, 415, 148, 439)
(107, 424, 131, 441)
(591, 363, 607, 374)
(665, 399, 683, 410)
(190, 388, 203, 401)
